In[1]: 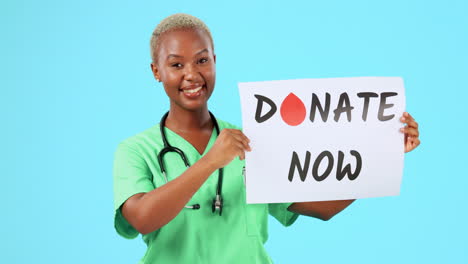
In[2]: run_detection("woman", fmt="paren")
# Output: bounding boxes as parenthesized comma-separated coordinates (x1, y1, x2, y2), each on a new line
(113, 13, 420, 263)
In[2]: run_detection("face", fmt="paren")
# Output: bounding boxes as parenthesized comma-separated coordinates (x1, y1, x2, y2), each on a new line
(151, 28, 216, 112)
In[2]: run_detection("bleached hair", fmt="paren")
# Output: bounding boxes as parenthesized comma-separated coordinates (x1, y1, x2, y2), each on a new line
(150, 13, 214, 63)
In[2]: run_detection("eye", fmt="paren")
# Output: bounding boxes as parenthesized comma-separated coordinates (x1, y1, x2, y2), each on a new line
(198, 57, 208, 64)
(171, 63, 183, 68)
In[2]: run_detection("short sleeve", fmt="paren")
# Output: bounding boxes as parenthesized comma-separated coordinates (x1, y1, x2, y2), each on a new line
(268, 202, 299, 227)
(113, 142, 155, 239)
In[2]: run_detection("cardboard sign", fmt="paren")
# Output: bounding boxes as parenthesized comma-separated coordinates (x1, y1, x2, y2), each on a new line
(238, 77, 406, 204)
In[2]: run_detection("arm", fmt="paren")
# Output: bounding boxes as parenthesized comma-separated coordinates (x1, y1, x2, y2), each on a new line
(121, 129, 251, 235)
(122, 156, 217, 234)
(288, 112, 420, 221)
(288, 200, 355, 221)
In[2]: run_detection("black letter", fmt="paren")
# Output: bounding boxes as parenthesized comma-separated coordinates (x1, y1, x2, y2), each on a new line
(336, 150, 362, 181)
(288, 151, 311, 182)
(310, 93, 331, 122)
(254, 94, 277, 123)
(333, 93, 355, 122)
(378, 92, 398, 121)
(312, 151, 334, 181)
(357, 92, 378, 121)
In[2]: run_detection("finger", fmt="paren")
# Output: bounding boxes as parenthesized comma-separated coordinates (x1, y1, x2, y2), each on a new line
(407, 127, 419, 137)
(230, 131, 247, 142)
(400, 127, 419, 137)
(243, 141, 252, 152)
(229, 129, 251, 143)
(401, 112, 416, 123)
(401, 114, 418, 128)
(238, 137, 252, 151)
(235, 141, 248, 154)
(230, 133, 252, 151)
(410, 137, 421, 147)
(236, 145, 246, 160)
(406, 119, 419, 129)
(405, 137, 413, 153)
(230, 129, 251, 143)
(415, 138, 421, 147)
(405, 137, 421, 152)
(405, 112, 415, 121)
(240, 133, 252, 150)
(400, 115, 406, 123)
(400, 126, 418, 136)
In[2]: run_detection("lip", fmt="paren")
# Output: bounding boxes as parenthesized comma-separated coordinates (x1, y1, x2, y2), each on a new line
(179, 84, 206, 98)
(179, 83, 205, 91)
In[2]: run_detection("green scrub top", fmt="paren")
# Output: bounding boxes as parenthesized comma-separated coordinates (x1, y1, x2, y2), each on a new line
(113, 118, 299, 264)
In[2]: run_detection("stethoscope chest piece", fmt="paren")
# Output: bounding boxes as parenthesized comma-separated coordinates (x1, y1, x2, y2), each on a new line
(212, 194, 223, 216)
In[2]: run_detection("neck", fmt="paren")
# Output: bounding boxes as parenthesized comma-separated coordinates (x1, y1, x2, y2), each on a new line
(165, 104, 213, 133)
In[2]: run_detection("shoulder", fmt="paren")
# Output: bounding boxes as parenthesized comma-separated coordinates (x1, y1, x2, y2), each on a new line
(215, 117, 242, 131)
(116, 124, 163, 153)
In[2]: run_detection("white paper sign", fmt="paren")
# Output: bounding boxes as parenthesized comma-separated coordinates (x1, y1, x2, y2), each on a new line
(238, 77, 405, 204)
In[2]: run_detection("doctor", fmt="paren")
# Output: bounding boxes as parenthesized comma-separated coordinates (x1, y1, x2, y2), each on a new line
(113, 13, 420, 264)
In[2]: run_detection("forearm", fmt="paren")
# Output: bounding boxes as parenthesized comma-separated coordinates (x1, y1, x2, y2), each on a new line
(288, 199, 355, 221)
(123, 154, 218, 234)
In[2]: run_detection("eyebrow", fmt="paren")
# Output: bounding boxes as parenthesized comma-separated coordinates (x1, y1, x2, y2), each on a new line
(166, 48, 209, 60)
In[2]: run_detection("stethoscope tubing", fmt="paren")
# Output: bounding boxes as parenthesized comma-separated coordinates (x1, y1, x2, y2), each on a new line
(157, 111, 224, 215)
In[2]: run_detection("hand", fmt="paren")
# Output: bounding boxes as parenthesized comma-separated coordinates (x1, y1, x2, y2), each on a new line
(205, 129, 251, 168)
(400, 112, 420, 153)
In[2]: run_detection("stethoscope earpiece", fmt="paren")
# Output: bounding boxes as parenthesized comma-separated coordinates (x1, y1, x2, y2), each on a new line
(185, 204, 200, 210)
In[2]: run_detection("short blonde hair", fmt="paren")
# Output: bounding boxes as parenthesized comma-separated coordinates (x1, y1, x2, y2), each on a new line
(150, 13, 214, 63)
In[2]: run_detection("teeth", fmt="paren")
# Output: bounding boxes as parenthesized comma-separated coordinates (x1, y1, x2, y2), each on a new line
(184, 86, 203, 94)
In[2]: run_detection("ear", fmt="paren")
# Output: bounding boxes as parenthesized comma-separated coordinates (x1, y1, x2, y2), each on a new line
(150, 63, 161, 82)
(213, 54, 216, 64)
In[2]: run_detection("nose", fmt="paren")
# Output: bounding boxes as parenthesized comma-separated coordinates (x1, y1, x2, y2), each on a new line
(183, 63, 202, 82)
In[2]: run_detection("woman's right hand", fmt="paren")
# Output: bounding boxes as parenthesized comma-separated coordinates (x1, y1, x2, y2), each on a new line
(122, 129, 251, 234)
(205, 129, 251, 168)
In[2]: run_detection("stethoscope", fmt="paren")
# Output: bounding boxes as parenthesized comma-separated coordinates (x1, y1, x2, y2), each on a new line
(157, 111, 224, 216)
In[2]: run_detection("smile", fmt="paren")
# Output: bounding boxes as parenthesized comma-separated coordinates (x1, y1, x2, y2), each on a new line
(184, 86, 203, 94)
(179, 84, 206, 98)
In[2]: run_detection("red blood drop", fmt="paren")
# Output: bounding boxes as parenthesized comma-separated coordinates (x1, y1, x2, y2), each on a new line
(280, 93, 306, 126)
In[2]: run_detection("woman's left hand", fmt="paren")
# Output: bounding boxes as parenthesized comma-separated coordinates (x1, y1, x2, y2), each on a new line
(400, 112, 420, 153)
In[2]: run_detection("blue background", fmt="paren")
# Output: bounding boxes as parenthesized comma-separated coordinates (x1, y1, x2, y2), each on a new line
(1, 0, 467, 263)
